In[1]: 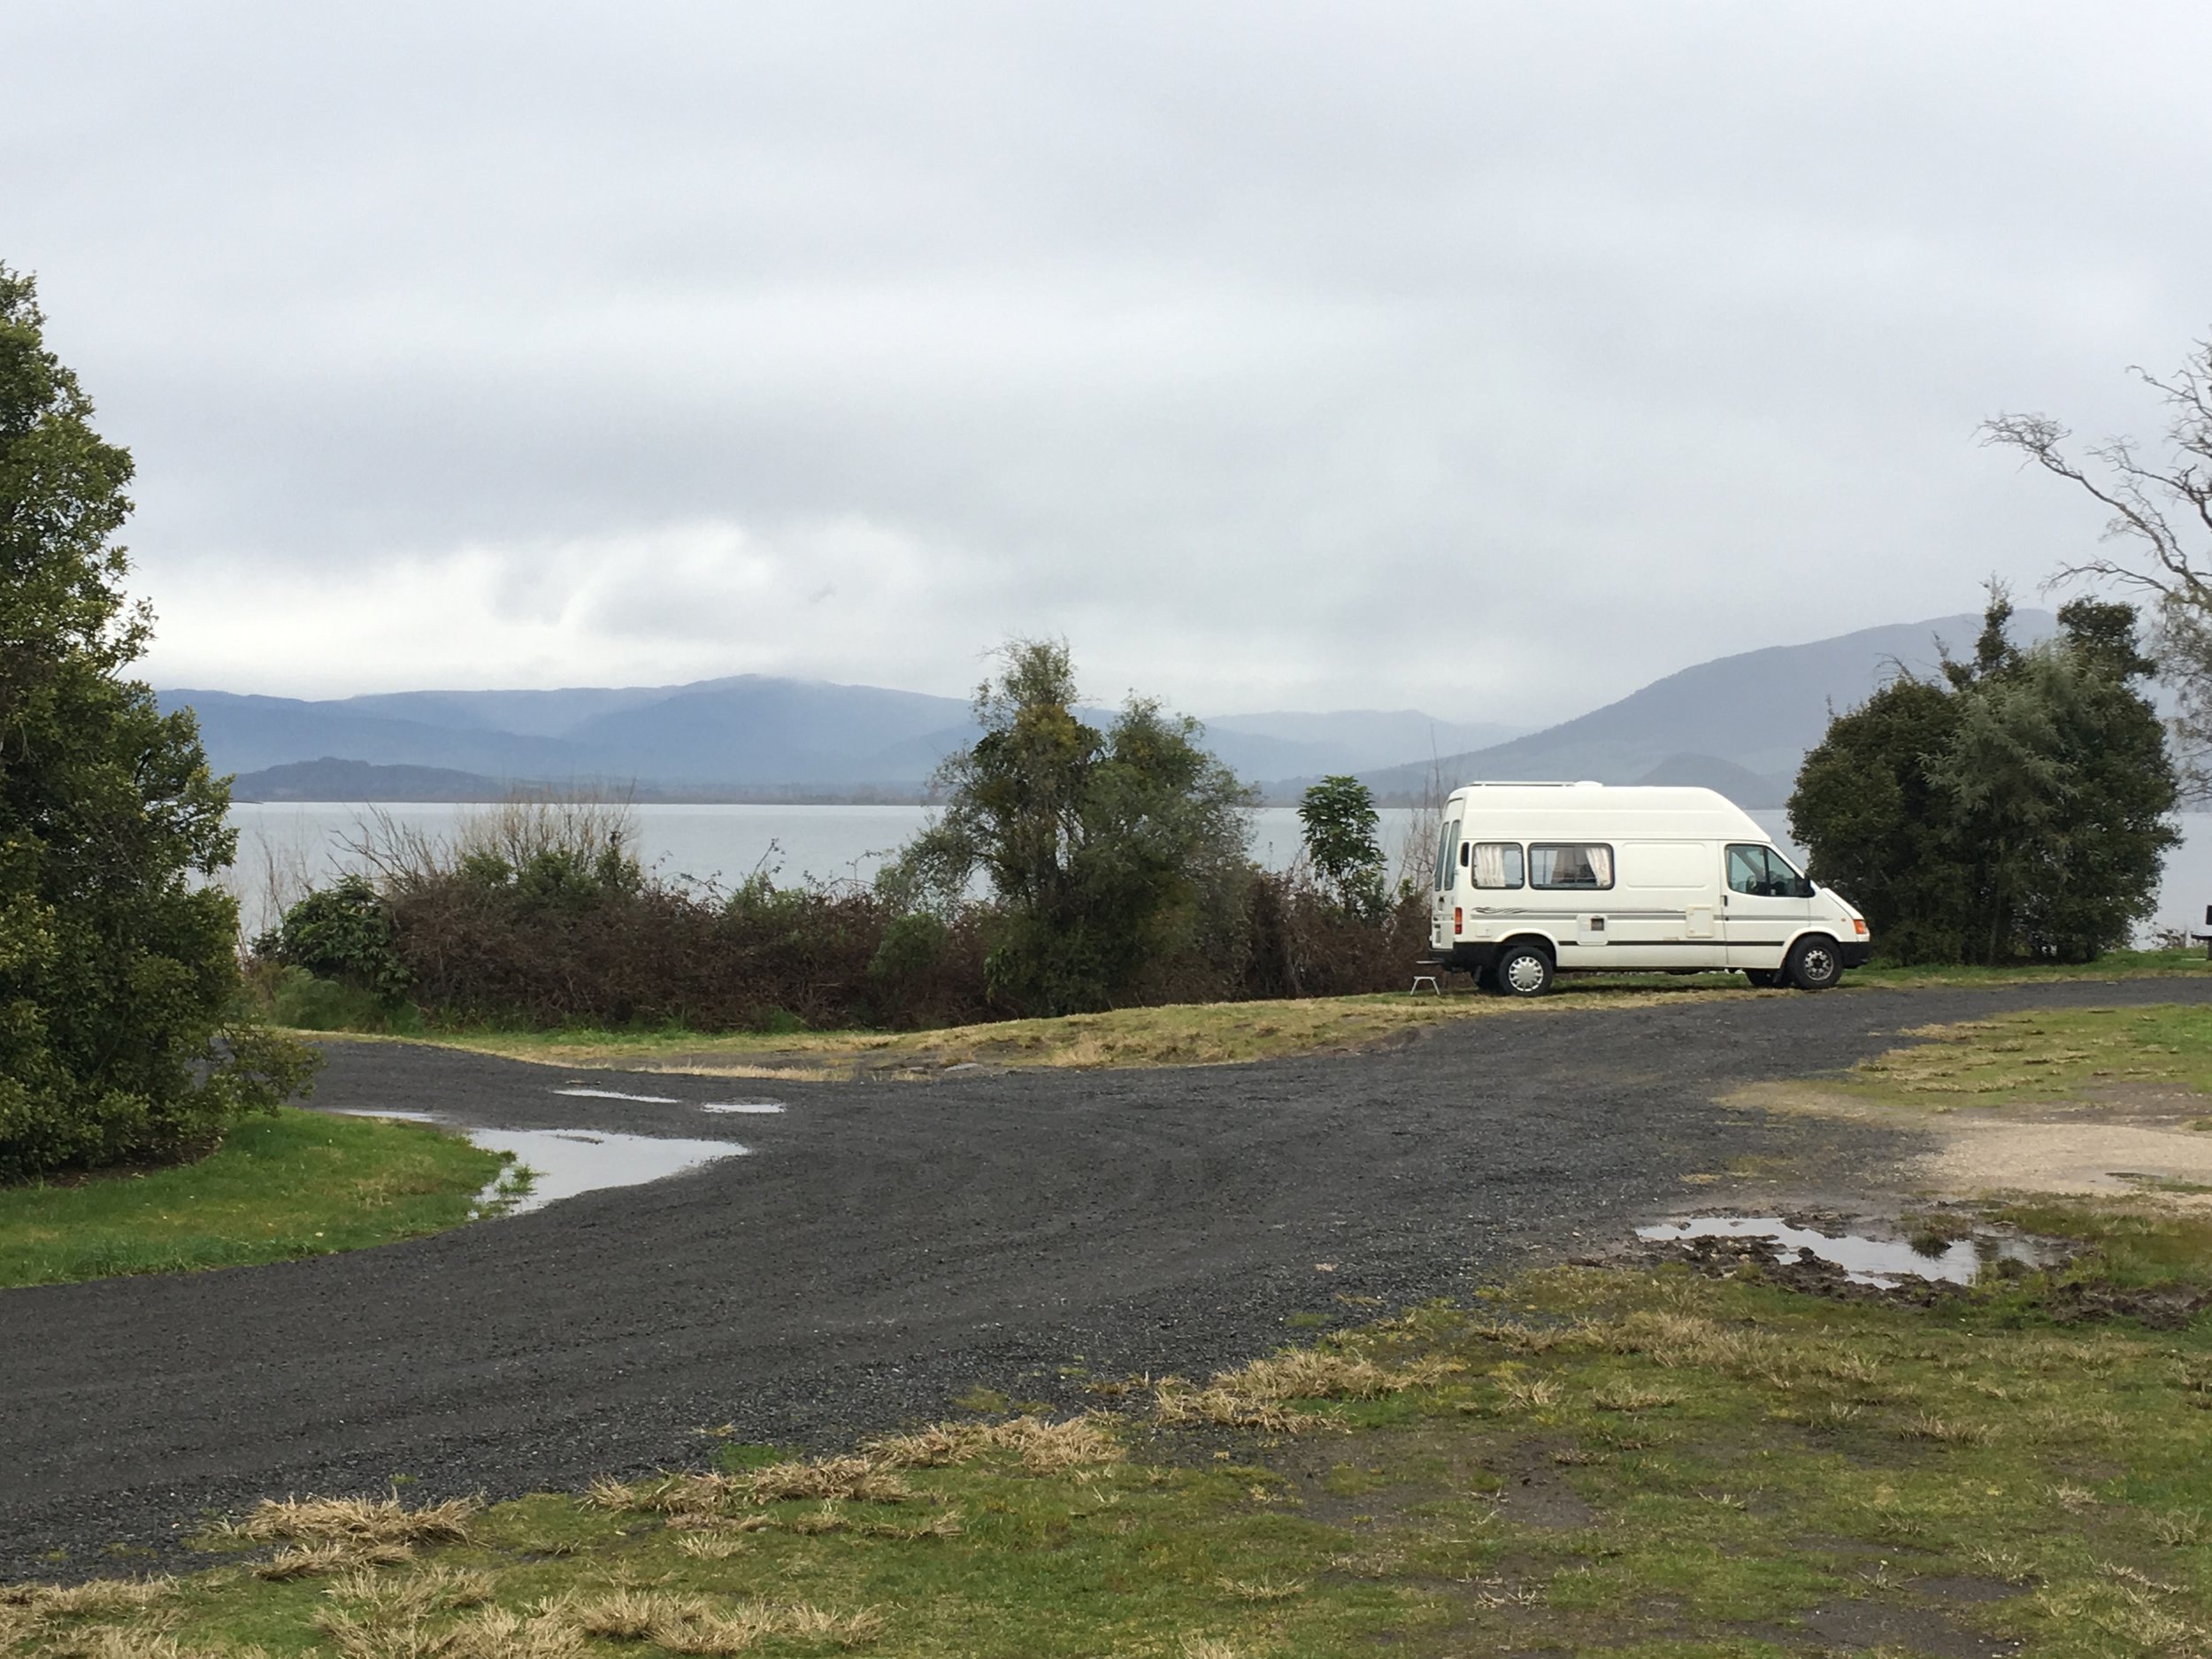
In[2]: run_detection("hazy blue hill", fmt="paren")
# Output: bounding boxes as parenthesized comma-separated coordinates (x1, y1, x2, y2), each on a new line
(161, 690, 591, 780)
(229, 758, 518, 802)
(558, 677, 976, 786)
(337, 685, 680, 738)
(1205, 710, 1529, 773)
(1352, 611, 2057, 808)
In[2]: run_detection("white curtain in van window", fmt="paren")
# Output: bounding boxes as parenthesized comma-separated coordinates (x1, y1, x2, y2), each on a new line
(1587, 845, 1612, 887)
(1474, 842, 1510, 887)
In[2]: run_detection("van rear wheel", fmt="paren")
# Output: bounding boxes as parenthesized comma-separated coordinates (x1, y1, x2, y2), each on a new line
(1494, 944, 1554, 997)
(1785, 936, 1843, 991)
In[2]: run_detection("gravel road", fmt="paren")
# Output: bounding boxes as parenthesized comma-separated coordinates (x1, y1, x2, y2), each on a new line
(5, 977, 2208, 1578)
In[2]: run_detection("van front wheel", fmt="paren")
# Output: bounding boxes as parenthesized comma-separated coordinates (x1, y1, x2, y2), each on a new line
(1785, 936, 1843, 991)
(1494, 944, 1554, 997)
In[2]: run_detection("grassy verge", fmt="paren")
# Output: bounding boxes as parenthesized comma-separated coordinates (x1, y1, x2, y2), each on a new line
(286, 949, 2212, 1077)
(13, 1239, 2212, 1657)
(1839, 1001, 2212, 1110)
(0, 1110, 510, 1289)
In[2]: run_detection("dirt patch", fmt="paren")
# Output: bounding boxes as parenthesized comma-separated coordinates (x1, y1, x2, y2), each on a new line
(1734, 1078, 2212, 1206)
(1798, 1597, 2022, 1656)
(1477, 1439, 1597, 1530)
(1916, 1117, 2212, 1202)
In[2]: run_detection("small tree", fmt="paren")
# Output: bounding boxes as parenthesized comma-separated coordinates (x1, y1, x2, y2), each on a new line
(1790, 592, 2177, 964)
(1, 265, 317, 1180)
(883, 639, 1254, 1014)
(1296, 775, 1388, 921)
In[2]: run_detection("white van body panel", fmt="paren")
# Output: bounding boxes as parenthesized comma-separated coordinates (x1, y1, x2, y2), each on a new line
(1427, 782, 1867, 974)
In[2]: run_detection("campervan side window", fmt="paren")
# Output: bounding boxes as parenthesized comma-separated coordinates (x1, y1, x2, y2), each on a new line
(1471, 842, 1525, 889)
(1529, 843, 1614, 890)
(1432, 818, 1461, 892)
(1726, 844, 1814, 899)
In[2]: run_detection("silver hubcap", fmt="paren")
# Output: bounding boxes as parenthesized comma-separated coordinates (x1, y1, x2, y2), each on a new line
(1506, 956, 1547, 994)
(1801, 947, 1836, 983)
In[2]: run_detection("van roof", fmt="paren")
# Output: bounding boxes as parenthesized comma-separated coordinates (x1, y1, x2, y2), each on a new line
(1442, 782, 1769, 841)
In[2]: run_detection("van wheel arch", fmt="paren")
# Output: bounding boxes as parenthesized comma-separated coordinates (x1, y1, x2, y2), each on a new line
(1785, 933, 1845, 990)
(1493, 937, 1556, 997)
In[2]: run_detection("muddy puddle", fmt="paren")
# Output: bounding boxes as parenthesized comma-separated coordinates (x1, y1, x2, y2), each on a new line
(700, 1100, 786, 1114)
(1635, 1216, 2056, 1287)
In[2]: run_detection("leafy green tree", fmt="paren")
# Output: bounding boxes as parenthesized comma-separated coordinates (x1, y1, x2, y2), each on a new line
(884, 639, 1254, 1014)
(1790, 593, 2177, 964)
(256, 874, 410, 1001)
(1297, 775, 1389, 921)
(0, 265, 316, 1181)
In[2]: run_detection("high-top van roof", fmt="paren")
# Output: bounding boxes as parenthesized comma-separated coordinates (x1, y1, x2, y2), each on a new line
(1443, 782, 1770, 843)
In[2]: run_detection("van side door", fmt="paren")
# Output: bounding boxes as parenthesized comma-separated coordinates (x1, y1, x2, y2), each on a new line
(1609, 841, 1725, 967)
(1721, 843, 1813, 969)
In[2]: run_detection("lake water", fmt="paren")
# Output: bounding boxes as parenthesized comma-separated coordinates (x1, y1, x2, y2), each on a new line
(221, 801, 2212, 948)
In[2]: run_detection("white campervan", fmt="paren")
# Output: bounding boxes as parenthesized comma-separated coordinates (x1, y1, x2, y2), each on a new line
(1428, 783, 1870, 996)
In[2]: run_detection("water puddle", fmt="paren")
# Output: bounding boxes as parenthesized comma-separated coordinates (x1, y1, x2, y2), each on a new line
(469, 1128, 749, 1215)
(1635, 1216, 2055, 1287)
(324, 1110, 746, 1215)
(552, 1087, 681, 1103)
(701, 1101, 786, 1115)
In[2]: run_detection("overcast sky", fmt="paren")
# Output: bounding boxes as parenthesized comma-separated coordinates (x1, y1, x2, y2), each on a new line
(6, 1, 2208, 722)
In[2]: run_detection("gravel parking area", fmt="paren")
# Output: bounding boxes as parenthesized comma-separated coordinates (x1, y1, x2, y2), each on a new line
(5, 977, 2209, 1578)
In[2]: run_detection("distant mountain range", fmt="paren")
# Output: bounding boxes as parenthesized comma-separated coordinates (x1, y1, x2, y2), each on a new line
(172, 679, 1525, 803)
(173, 610, 2059, 809)
(1352, 611, 2056, 808)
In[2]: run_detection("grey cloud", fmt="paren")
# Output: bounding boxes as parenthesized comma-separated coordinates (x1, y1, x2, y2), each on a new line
(6, 0, 2208, 715)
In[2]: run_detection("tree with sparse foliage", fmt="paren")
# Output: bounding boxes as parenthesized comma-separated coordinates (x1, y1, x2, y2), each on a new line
(882, 639, 1254, 1015)
(1297, 775, 1389, 922)
(1984, 334, 2212, 792)
(1789, 591, 2177, 964)
(0, 265, 317, 1181)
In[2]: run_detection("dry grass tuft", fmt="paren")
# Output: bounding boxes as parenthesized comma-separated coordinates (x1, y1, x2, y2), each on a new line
(318, 1602, 584, 1659)
(1896, 1414, 1991, 1446)
(1606, 1310, 1781, 1374)
(0, 1581, 176, 1620)
(1590, 1382, 1680, 1412)
(255, 1542, 416, 1580)
(739, 1456, 910, 1507)
(563, 1592, 879, 1654)
(19, 1629, 222, 1659)
(1495, 1376, 1562, 1411)
(326, 1568, 495, 1620)
(1155, 1346, 1456, 1432)
(234, 1495, 479, 1548)
(864, 1413, 1122, 1475)
(1214, 1577, 1306, 1602)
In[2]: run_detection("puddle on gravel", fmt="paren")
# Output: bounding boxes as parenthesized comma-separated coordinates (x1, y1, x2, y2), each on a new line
(470, 1128, 749, 1214)
(1635, 1216, 2055, 1286)
(551, 1087, 681, 1103)
(327, 1110, 746, 1215)
(700, 1100, 786, 1114)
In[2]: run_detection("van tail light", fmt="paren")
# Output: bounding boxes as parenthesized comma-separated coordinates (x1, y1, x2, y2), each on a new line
(1453, 907, 1463, 936)
(1853, 918, 1868, 936)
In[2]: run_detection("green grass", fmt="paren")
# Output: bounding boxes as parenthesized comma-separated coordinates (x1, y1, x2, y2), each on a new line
(1841, 1001, 2212, 1109)
(16, 1241, 2212, 1657)
(0, 1110, 510, 1288)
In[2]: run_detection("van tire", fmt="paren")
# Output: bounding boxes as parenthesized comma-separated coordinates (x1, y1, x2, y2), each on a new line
(1494, 943, 1554, 997)
(1785, 936, 1843, 991)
